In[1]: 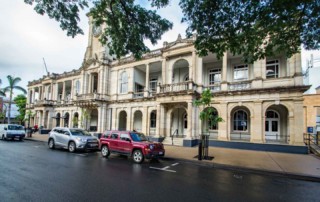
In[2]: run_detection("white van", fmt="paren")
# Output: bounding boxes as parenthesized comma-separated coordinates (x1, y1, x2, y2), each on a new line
(0, 124, 26, 141)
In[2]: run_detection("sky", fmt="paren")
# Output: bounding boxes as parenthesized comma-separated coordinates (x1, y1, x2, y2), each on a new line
(0, 0, 319, 97)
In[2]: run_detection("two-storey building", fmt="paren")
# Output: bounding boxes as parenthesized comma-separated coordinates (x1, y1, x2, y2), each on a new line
(27, 16, 309, 151)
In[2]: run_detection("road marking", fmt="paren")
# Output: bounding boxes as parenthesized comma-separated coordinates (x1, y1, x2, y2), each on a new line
(149, 166, 176, 173)
(171, 163, 179, 166)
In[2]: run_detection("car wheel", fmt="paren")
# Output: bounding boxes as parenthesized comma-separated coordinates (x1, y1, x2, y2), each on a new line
(68, 141, 76, 153)
(48, 139, 55, 149)
(101, 145, 110, 157)
(132, 150, 144, 164)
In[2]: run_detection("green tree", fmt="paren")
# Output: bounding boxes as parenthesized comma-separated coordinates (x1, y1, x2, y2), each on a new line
(194, 89, 223, 160)
(2, 75, 27, 124)
(13, 94, 27, 124)
(24, 0, 319, 62)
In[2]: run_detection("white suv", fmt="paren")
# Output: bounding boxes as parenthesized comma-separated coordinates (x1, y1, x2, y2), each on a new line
(48, 127, 99, 152)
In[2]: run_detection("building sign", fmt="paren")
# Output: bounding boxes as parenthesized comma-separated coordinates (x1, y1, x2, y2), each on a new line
(307, 126, 314, 133)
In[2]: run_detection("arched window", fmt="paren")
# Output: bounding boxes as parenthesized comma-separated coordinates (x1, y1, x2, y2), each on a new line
(120, 72, 128, 93)
(266, 110, 279, 118)
(150, 111, 156, 128)
(233, 110, 248, 131)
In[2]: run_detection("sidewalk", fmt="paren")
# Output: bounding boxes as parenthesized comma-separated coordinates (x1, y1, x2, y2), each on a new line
(25, 133, 320, 181)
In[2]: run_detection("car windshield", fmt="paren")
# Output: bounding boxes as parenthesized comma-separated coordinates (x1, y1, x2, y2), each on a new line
(8, 125, 24, 130)
(130, 133, 147, 142)
(70, 129, 92, 136)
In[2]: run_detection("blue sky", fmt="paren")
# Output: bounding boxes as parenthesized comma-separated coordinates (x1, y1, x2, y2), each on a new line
(0, 0, 319, 96)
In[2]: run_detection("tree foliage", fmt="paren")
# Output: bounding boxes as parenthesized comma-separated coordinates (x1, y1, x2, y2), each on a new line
(194, 89, 223, 131)
(25, 0, 320, 62)
(13, 94, 27, 123)
(2, 75, 27, 124)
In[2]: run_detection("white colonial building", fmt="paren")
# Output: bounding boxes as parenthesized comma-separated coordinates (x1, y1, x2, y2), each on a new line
(26, 16, 308, 150)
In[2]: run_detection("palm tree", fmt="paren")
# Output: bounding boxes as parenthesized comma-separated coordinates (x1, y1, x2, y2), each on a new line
(0, 79, 5, 96)
(2, 75, 27, 124)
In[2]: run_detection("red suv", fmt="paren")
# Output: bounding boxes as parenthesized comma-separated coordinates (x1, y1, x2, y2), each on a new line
(99, 130, 165, 163)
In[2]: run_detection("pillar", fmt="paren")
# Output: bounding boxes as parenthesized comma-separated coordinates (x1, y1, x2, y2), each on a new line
(187, 102, 193, 139)
(144, 63, 150, 97)
(156, 104, 161, 137)
(221, 52, 228, 91)
(251, 101, 263, 143)
(142, 106, 148, 135)
(218, 102, 228, 140)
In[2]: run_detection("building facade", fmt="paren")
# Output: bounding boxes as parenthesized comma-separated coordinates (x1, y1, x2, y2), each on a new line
(303, 86, 320, 133)
(26, 17, 308, 148)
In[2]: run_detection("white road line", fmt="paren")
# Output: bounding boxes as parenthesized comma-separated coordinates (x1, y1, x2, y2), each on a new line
(149, 167, 176, 173)
(171, 163, 179, 166)
(162, 166, 170, 170)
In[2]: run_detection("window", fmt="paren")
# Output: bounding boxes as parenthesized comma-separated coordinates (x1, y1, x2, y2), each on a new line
(150, 111, 156, 128)
(111, 133, 119, 139)
(149, 78, 158, 92)
(135, 83, 144, 93)
(266, 60, 279, 78)
(233, 110, 248, 131)
(120, 133, 130, 141)
(120, 72, 128, 93)
(209, 69, 221, 85)
(234, 65, 248, 81)
(266, 110, 279, 118)
(75, 80, 81, 94)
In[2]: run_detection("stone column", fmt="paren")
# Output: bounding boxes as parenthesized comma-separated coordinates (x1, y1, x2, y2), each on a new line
(112, 108, 117, 130)
(127, 107, 132, 131)
(159, 105, 166, 137)
(161, 59, 166, 85)
(221, 52, 228, 91)
(292, 99, 304, 145)
(218, 102, 228, 140)
(100, 104, 107, 132)
(197, 56, 203, 91)
(142, 106, 148, 135)
(144, 63, 150, 97)
(187, 102, 193, 139)
(156, 104, 161, 137)
(62, 82, 65, 101)
(251, 101, 263, 143)
(97, 106, 102, 133)
(190, 51, 195, 81)
(69, 110, 73, 128)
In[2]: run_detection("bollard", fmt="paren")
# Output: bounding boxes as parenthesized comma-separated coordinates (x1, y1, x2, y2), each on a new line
(198, 141, 202, 160)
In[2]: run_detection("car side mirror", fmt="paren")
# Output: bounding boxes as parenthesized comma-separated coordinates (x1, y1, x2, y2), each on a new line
(126, 138, 131, 142)
(4, 127, 7, 130)
(64, 132, 70, 136)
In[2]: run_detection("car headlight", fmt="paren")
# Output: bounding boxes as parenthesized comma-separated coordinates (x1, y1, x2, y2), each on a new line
(76, 137, 86, 143)
(149, 144, 154, 150)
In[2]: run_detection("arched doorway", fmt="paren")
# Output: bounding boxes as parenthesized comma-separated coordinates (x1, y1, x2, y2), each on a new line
(90, 109, 98, 131)
(64, 112, 70, 127)
(149, 110, 157, 135)
(73, 112, 79, 128)
(172, 59, 189, 91)
(171, 107, 187, 137)
(133, 110, 143, 132)
(265, 105, 289, 143)
(56, 113, 61, 127)
(230, 107, 251, 141)
(119, 111, 127, 130)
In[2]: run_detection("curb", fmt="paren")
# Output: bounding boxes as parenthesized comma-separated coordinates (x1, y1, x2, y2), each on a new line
(163, 156, 320, 182)
(24, 138, 47, 143)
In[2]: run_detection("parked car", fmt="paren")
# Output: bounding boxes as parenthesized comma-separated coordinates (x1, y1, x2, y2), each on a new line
(0, 124, 26, 141)
(48, 127, 99, 152)
(99, 130, 165, 163)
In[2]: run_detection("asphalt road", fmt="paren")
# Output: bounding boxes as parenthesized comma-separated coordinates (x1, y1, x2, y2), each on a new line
(0, 140, 319, 202)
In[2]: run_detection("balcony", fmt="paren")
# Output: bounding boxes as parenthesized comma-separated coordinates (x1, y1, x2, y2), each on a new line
(159, 81, 195, 94)
(33, 99, 54, 107)
(75, 93, 109, 101)
(229, 80, 252, 91)
(206, 84, 221, 92)
(133, 92, 144, 99)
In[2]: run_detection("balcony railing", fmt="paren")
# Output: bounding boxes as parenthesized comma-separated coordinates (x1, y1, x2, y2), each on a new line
(229, 80, 251, 91)
(159, 81, 195, 93)
(76, 93, 108, 101)
(206, 84, 221, 92)
(33, 99, 54, 107)
(133, 92, 144, 99)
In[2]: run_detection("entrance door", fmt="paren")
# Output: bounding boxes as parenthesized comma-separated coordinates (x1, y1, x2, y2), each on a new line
(265, 110, 280, 140)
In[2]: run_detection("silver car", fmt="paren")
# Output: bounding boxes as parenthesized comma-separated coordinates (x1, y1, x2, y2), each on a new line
(48, 127, 99, 152)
